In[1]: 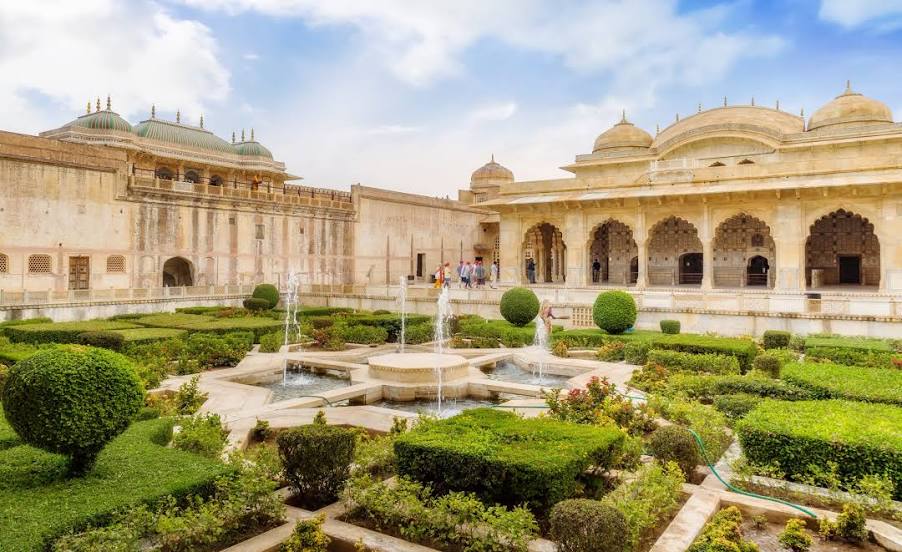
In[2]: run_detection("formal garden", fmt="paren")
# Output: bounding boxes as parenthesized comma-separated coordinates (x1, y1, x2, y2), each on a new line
(0, 283, 899, 551)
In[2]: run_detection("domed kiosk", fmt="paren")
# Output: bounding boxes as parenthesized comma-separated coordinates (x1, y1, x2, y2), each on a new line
(592, 111, 653, 154)
(808, 82, 893, 131)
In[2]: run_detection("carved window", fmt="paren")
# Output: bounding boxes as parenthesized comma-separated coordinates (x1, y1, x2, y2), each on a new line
(0, 253, 7, 273)
(709, 161, 726, 167)
(209, 175, 223, 186)
(106, 255, 126, 273)
(738, 158, 755, 165)
(255, 224, 265, 240)
(28, 254, 52, 273)
(184, 170, 200, 183)
(155, 167, 174, 180)
(750, 233, 765, 247)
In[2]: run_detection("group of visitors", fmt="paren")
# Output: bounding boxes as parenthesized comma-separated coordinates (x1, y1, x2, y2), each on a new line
(433, 259, 499, 289)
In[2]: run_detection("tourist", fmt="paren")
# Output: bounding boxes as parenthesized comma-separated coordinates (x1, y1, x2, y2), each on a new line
(592, 257, 601, 283)
(526, 257, 536, 284)
(490, 261, 499, 288)
(456, 260, 465, 288)
(434, 265, 443, 288)
(463, 261, 473, 288)
(474, 261, 486, 288)
(539, 299, 555, 337)
(443, 262, 452, 288)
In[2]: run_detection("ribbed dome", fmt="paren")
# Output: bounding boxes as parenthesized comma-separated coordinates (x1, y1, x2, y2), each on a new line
(808, 83, 893, 131)
(470, 155, 514, 188)
(593, 114, 653, 153)
(234, 140, 273, 159)
(133, 118, 235, 154)
(68, 109, 132, 133)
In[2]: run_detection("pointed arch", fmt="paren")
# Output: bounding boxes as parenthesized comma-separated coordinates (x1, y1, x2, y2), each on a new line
(522, 222, 566, 284)
(162, 256, 194, 287)
(712, 213, 776, 288)
(586, 219, 637, 285)
(647, 216, 703, 286)
(805, 209, 879, 288)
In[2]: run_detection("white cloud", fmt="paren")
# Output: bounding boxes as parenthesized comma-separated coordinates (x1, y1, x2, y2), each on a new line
(243, 52, 260, 60)
(0, 0, 229, 132)
(819, 0, 902, 29)
(468, 102, 518, 123)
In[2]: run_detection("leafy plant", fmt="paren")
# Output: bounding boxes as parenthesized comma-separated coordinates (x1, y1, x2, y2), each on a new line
(175, 375, 207, 415)
(252, 283, 281, 309)
(778, 518, 812, 551)
(593, 291, 636, 334)
(687, 506, 757, 552)
(277, 424, 356, 508)
(818, 502, 868, 543)
(762, 330, 791, 349)
(251, 418, 272, 442)
(172, 413, 228, 458)
(499, 287, 540, 327)
(752, 353, 781, 378)
(602, 461, 684, 550)
(660, 320, 680, 335)
(597, 341, 625, 361)
(544, 376, 656, 436)
(646, 349, 740, 375)
(280, 515, 330, 552)
(648, 425, 701, 478)
(550, 499, 628, 552)
(553, 339, 570, 358)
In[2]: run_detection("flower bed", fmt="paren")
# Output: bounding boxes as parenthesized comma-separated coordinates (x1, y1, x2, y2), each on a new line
(782, 362, 902, 405)
(394, 408, 626, 512)
(737, 400, 902, 499)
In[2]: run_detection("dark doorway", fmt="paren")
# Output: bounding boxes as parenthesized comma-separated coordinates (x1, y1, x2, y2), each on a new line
(838, 255, 861, 284)
(679, 253, 703, 285)
(416, 253, 425, 278)
(629, 256, 638, 284)
(163, 257, 194, 287)
(68, 256, 90, 290)
(746, 256, 769, 286)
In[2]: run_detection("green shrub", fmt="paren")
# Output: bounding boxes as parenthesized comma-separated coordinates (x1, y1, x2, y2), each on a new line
(6, 320, 140, 344)
(654, 334, 758, 373)
(623, 341, 651, 364)
(0, 336, 45, 364)
(243, 297, 272, 312)
(499, 287, 540, 327)
(180, 317, 284, 341)
(281, 515, 330, 552)
(251, 419, 271, 443)
(687, 506, 757, 552)
(660, 320, 680, 335)
(737, 400, 902, 499)
(779, 518, 812, 551)
(818, 502, 867, 543)
(0, 317, 53, 332)
(648, 425, 701, 478)
(347, 313, 431, 342)
(135, 406, 160, 421)
(395, 408, 626, 512)
(805, 345, 896, 368)
(781, 362, 902, 405)
(298, 306, 353, 317)
(259, 331, 283, 353)
(338, 324, 389, 345)
(278, 424, 356, 507)
(763, 330, 791, 349)
(353, 433, 396, 479)
(544, 376, 656, 436)
(712, 394, 762, 421)
(77, 330, 125, 351)
(552, 340, 570, 358)
(252, 283, 280, 309)
(752, 353, 781, 378)
(172, 413, 228, 458)
(2, 346, 144, 475)
(666, 372, 812, 401)
(646, 349, 740, 375)
(134, 313, 214, 328)
(175, 305, 233, 315)
(112, 327, 187, 344)
(650, 396, 731, 462)
(174, 375, 207, 415)
(180, 332, 247, 370)
(550, 499, 628, 552)
(593, 291, 636, 334)
(597, 341, 625, 361)
(602, 461, 684, 551)
(404, 323, 433, 344)
(766, 347, 801, 366)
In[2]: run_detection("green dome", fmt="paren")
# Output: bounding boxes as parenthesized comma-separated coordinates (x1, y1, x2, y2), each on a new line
(234, 140, 273, 159)
(132, 119, 235, 154)
(69, 110, 132, 132)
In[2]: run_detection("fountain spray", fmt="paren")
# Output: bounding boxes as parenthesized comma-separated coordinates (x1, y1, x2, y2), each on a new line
(398, 276, 407, 353)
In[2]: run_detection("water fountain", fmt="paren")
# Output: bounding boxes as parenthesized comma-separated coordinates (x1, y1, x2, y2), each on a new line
(531, 315, 550, 383)
(398, 276, 407, 353)
(281, 272, 308, 386)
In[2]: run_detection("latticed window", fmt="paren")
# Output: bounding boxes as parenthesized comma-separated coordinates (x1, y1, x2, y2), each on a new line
(28, 254, 52, 273)
(0, 253, 8, 273)
(106, 255, 126, 273)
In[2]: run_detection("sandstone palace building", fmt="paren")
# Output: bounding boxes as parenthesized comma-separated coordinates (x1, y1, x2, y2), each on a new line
(1, 85, 901, 334)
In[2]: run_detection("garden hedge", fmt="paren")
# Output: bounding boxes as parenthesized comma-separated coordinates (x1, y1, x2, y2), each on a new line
(738, 400, 902, 499)
(646, 349, 740, 375)
(242, 297, 272, 312)
(782, 362, 902, 405)
(133, 313, 214, 328)
(5, 320, 140, 344)
(803, 335, 897, 368)
(77, 331, 125, 351)
(592, 291, 637, 334)
(346, 313, 431, 342)
(660, 320, 681, 334)
(762, 330, 791, 350)
(395, 408, 625, 512)
(298, 306, 354, 317)
(251, 283, 280, 309)
(653, 334, 758, 373)
(110, 327, 187, 344)
(666, 373, 813, 401)
(499, 287, 540, 327)
(180, 317, 284, 341)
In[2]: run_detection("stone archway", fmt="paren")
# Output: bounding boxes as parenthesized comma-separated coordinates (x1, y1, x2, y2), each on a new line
(647, 217, 703, 286)
(712, 214, 776, 288)
(162, 256, 194, 287)
(587, 220, 637, 285)
(805, 209, 880, 288)
(522, 222, 566, 284)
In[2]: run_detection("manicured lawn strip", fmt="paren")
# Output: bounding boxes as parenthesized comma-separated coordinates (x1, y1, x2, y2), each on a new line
(666, 373, 813, 401)
(782, 362, 902, 405)
(297, 306, 354, 317)
(0, 338, 46, 363)
(737, 400, 902, 499)
(395, 408, 625, 512)
(552, 328, 662, 348)
(133, 313, 215, 328)
(803, 335, 893, 352)
(180, 317, 284, 340)
(111, 327, 188, 343)
(4, 321, 141, 344)
(0, 417, 229, 551)
(653, 334, 758, 373)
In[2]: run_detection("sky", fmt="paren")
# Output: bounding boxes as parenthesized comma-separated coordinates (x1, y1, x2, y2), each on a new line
(2, 0, 902, 195)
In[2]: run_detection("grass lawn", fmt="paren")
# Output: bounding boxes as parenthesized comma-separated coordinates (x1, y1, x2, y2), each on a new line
(782, 362, 902, 405)
(4, 320, 141, 344)
(0, 412, 230, 551)
(803, 335, 894, 351)
(133, 312, 215, 328)
(112, 327, 188, 343)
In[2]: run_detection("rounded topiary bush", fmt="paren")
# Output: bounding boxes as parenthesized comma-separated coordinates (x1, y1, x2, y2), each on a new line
(660, 320, 680, 335)
(2, 346, 144, 475)
(592, 291, 637, 334)
(251, 283, 280, 309)
(752, 353, 781, 378)
(550, 499, 628, 552)
(243, 297, 272, 312)
(499, 287, 540, 327)
(277, 423, 356, 508)
(648, 425, 701, 478)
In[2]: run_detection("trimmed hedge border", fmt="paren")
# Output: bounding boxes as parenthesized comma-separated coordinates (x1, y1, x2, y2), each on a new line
(653, 334, 758, 373)
(737, 400, 902, 499)
(179, 318, 284, 341)
(782, 362, 902, 405)
(666, 373, 813, 401)
(395, 408, 625, 512)
(646, 349, 740, 375)
(133, 313, 214, 328)
(5, 321, 140, 344)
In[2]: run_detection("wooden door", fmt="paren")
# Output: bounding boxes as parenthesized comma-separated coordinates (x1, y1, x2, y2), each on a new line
(68, 256, 90, 290)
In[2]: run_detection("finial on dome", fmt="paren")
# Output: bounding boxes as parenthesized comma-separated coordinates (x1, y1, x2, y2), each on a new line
(675, 113, 680, 122)
(776, 99, 780, 111)
(800, 107, 805, 117)
(698, 102, 702, 113)
(250, 128, 255, 141)
(199, 114, 204, 128)
(241, 129, 245, 141)
(751, 97, 755, 106)
(845, 79, 852, 94)
(176, 110, 181, 123)
(656, 123, 660, 135)
(491, 153, 495, 162)
(723, 96, 728, 107)
(620, 109, 627, 123)
(231, 131, 236, 143)
(86, 101, 90, 115)
(106, 95, 111, 111)
(151, 104, 155, 119)
(96, 97, 101, 112)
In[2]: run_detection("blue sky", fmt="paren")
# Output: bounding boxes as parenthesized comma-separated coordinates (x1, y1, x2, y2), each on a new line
(2, 0, 902, 194)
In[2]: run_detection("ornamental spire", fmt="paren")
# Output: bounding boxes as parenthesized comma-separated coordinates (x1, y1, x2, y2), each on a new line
(199, 114, 204, 128)
(250, 128, 254, 141)
(844, 79, 852, 94)
(800, 107, 805, 117)
(86, 101, 91, 114)
(723, 96, 727, 107)
(151, 104, 155, 119)
(620, 109, 627, 123)
(96, 97, 101, 112)
(491, 153, 495, 162)
(106, 95, 111, 111)
(241, 129, 245, 141)
(698, 102, 702, 113)
(231, 131, 236, 143)
(776, 99, 780, 111)
(751, 97, 755, 106)
(176, 110, 181, 123)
